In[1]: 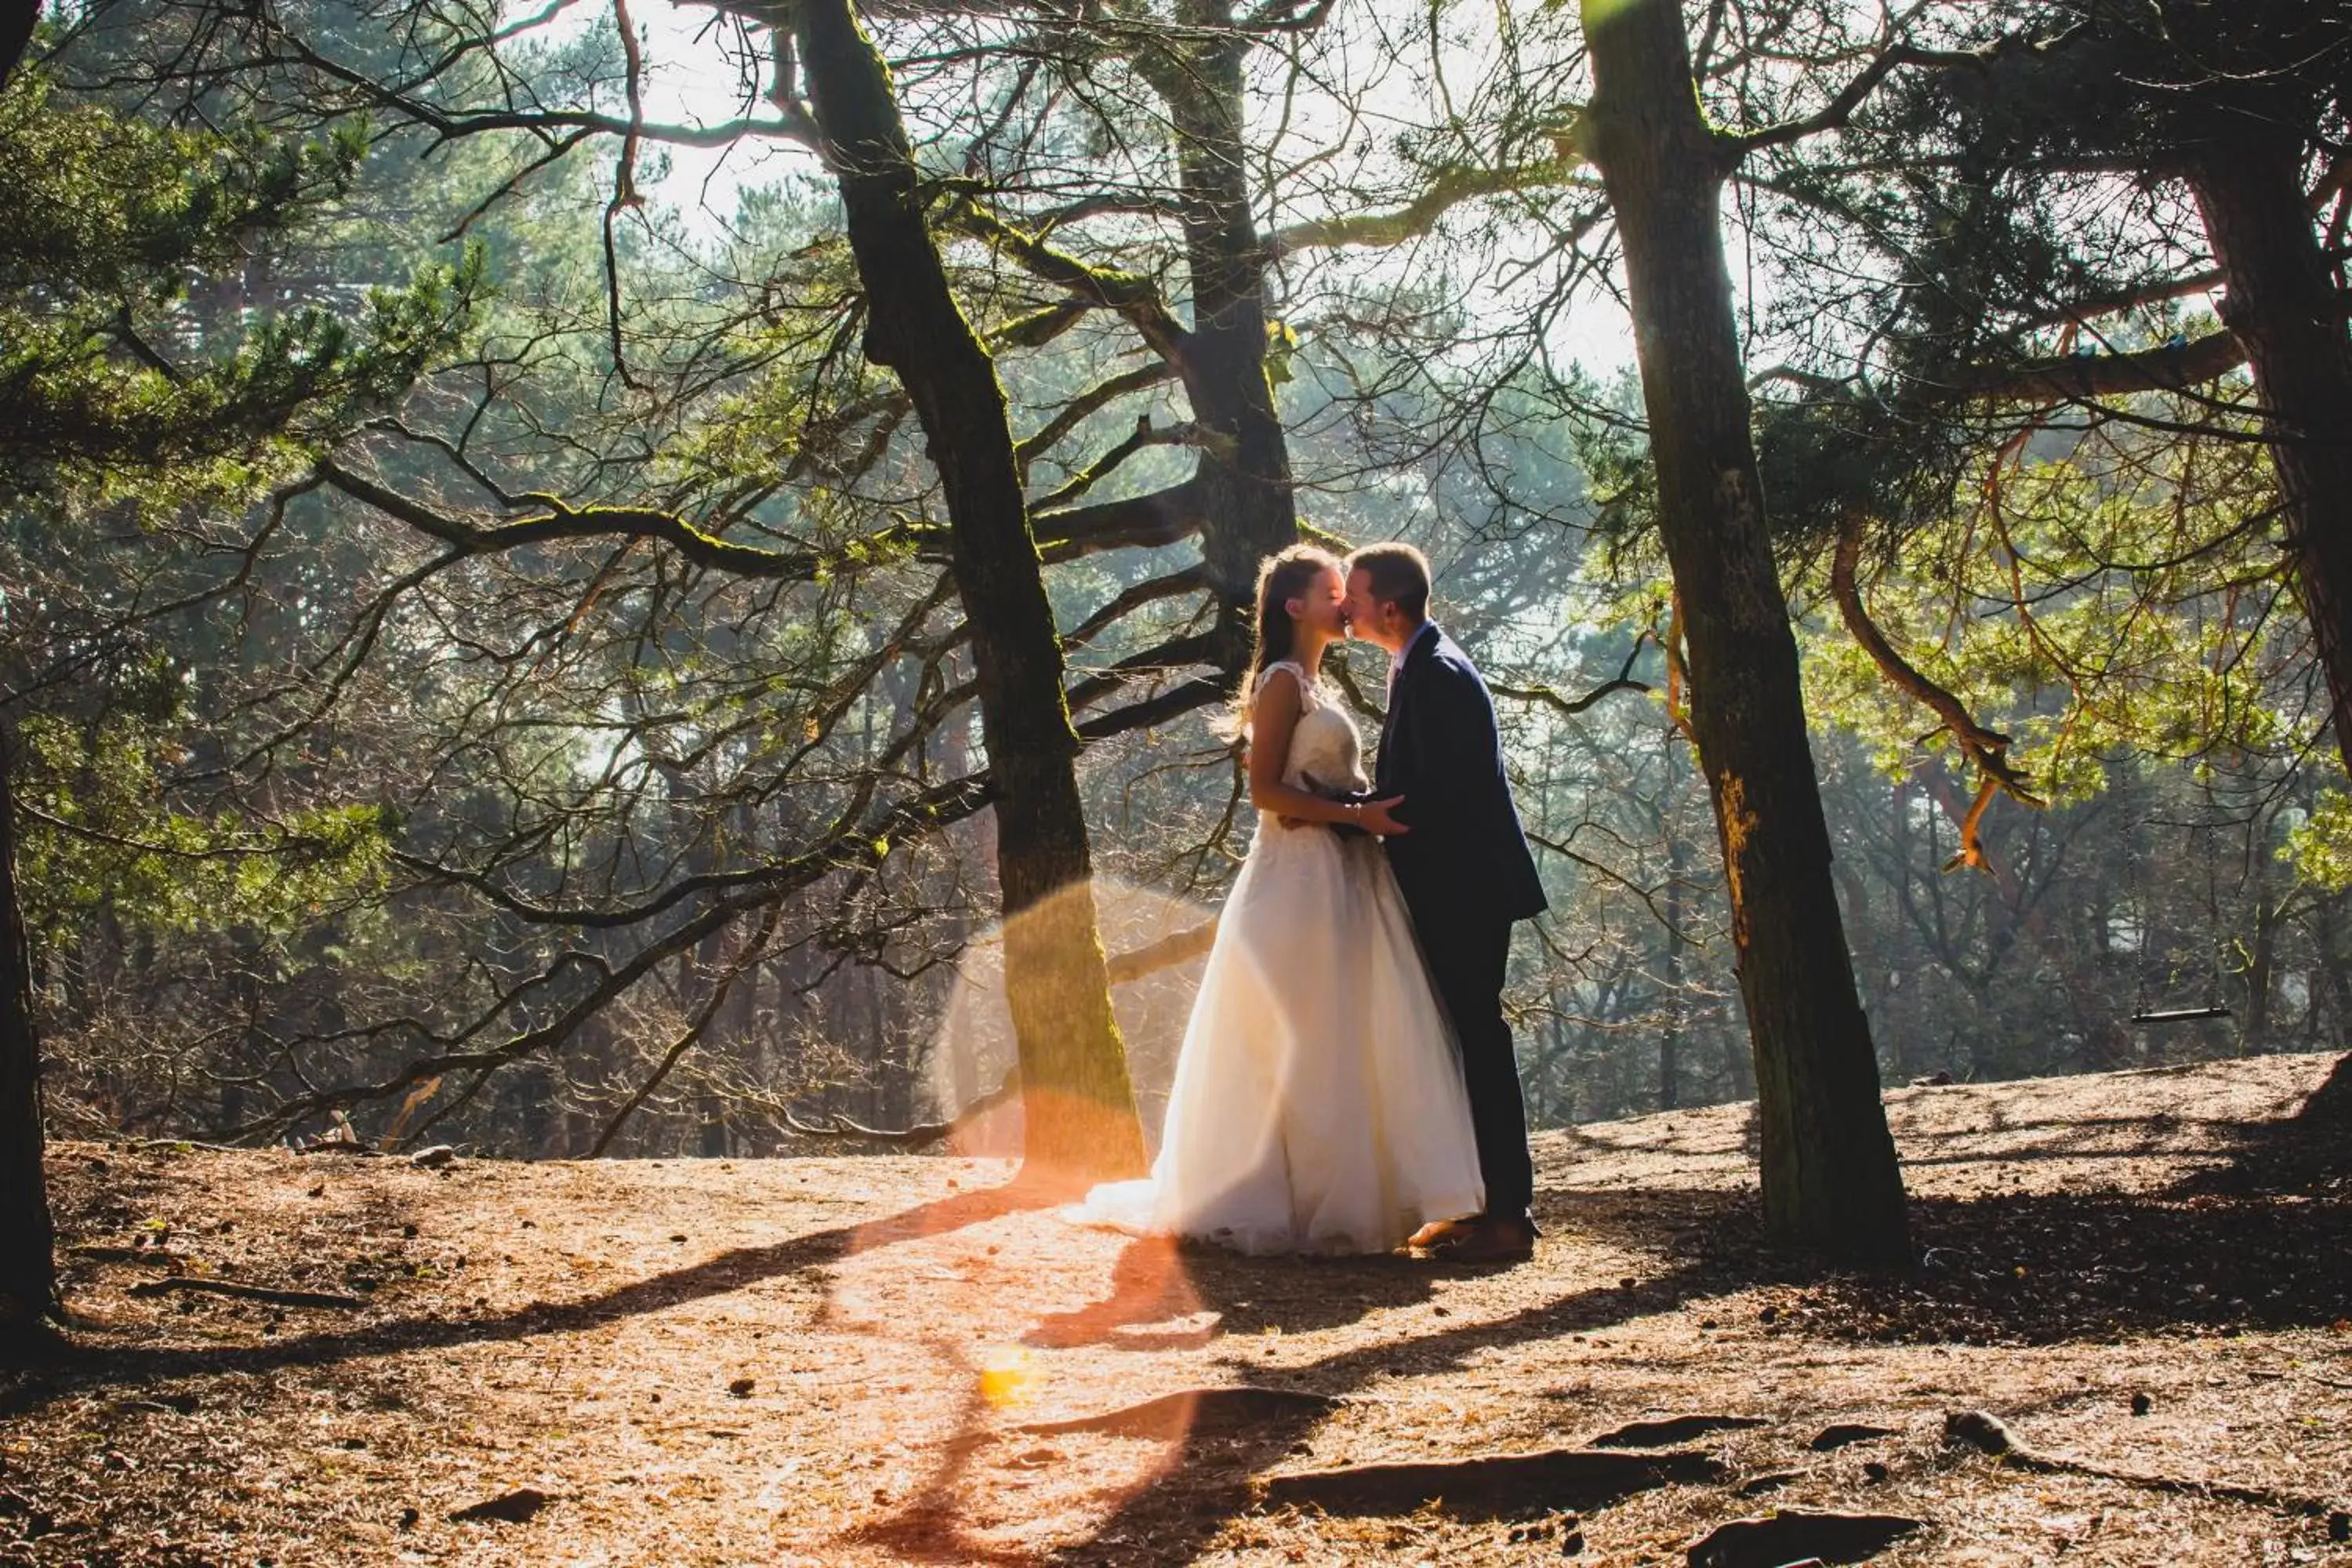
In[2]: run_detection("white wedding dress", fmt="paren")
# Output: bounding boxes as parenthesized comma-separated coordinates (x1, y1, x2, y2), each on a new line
(1072, 662, 1486, 1254)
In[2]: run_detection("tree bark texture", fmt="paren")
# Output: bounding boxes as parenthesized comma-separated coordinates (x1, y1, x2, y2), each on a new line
(2186, 134, 2352, 779)
(795, 0, 1145, 1180)
(1580, 0, 1909, 1263)
(0, 728, 56, 1328)
(1659, 728, 1687, 1111)
(1152, 2, 1300, 621)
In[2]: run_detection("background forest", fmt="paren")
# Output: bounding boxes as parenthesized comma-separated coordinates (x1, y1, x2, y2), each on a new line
(5, 0, 2347, 1174)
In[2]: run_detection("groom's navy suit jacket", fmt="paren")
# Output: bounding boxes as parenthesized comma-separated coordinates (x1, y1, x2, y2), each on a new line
(1375, 623, 1547, 927)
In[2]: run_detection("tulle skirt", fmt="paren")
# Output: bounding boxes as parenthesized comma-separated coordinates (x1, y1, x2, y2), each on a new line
(1071, 816, 1485, 1255)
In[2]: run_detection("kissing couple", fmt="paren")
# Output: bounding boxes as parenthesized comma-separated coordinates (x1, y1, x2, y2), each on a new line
(1076, 542, 1548, 1264)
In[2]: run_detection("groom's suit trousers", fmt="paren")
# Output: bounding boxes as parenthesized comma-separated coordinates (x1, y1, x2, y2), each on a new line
(1415, 913, 1536, 1220)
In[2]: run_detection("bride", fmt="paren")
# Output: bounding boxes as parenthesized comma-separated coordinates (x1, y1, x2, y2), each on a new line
(1073, 544, 1486, 1254)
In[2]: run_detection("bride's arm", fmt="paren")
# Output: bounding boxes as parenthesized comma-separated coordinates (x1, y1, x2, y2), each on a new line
(1247, 669, 1406, 833)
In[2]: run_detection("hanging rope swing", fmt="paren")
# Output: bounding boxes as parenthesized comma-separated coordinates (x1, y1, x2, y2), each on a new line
(2116, 841, 2232, 1025)
(2130, 957, 2232, 1025)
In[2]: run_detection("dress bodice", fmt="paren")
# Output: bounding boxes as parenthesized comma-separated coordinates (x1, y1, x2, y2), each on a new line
(1259, 662, 1370, 797)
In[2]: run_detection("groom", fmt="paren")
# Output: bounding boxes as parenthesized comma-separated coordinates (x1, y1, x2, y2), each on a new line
(1344, 543, 1548, 1263)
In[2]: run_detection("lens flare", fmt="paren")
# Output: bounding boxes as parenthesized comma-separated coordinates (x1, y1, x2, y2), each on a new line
(807, 877, 1236, 1559)
(978, 1345, 1036, 1409)
(927, 876, 1219, 1166)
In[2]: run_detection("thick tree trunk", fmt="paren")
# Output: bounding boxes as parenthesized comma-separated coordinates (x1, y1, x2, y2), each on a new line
(1659, 728, 1687, 1112)
(1157, 3, 1299, 619)
(0, 728, 56, 1330)
(795, 0, 1145, 1181)
(2186, 136, 2352, 779)
(1580, 0, 1909, 1263)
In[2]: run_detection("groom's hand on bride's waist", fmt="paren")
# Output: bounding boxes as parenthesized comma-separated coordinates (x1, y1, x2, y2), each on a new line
(1292, 792, 1407, 839)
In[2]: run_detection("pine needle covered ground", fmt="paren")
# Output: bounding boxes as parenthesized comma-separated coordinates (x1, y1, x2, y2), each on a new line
(4, 1052, 2348, 1566)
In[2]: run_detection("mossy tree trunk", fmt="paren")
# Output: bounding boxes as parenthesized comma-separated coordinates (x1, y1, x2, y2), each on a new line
(1580, 0, 1909, 1264)
(794, 0, 1145, 1181)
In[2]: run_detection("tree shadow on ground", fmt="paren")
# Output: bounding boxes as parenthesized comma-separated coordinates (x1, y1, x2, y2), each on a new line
(840, 1184, 1755, 1566)
(0, 1183, 1040, 1408)
(17, 1059, 2347, 1560)
(994, 1188, 1770, 1566)
(1889, 1109, 2295, 1167)
(1023, 1250, 1742, 1566)
(2179, 1049, 2352, 1198)
(1689, 1054, 2352, 1347)
(1026, 1064, 2352, 1563)
(1025, 1186, 1758, 1353)
(1025, 1238, 1449, 1349)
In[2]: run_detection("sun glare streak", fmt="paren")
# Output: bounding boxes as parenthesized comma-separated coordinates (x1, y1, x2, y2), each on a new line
(930, 877, 1222, 1165)
(818, 1177, 1213, 1558)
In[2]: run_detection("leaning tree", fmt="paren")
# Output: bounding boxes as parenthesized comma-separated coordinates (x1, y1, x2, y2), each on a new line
(1571, 0, 1915, 1261)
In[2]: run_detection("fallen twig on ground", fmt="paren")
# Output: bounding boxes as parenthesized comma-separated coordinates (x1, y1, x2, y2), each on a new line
(1944, 1409, 2342, 1516)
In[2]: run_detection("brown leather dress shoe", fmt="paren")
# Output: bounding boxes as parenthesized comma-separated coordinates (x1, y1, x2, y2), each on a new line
(1445, 1215, 1537, 1264)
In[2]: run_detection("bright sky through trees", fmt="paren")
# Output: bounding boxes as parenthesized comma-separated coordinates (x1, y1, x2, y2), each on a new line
(582, 0, 1645, 372)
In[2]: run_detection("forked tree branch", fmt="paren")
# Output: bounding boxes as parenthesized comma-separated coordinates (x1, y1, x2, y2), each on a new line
(782, 1066, 1022, 1146)
(1265, 154, 1602, 260)
(1831, 512, 2045, 873)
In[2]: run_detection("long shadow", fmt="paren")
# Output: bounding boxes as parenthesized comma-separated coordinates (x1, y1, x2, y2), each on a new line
(2176, 1049, 2352, 1198)
(0, 1184, 1036, 1412)
(1680, 1183, 2352, 1345)
(1025, 1238, 1447, 1350)
(26, 1062, 2347, 1559)
(1679, 1056, 2352, 1347)
(1889, 1109, 2305, 1168)
(827, 1185, 1753, 1566)
(1033, 1250, 1738, 1567)
(1029, 1067, 2352, 1563)
(1025, 1185, 1755, 1354)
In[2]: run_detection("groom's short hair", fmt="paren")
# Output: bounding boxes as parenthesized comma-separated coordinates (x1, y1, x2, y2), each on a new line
(1347, 542, 1432, 623)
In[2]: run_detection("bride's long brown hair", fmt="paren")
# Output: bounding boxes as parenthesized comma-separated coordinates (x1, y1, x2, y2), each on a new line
(1229, 543, 1343, 738)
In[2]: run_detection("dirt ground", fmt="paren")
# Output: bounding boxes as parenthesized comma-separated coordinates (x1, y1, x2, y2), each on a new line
(5, 1051, 2350, 1567)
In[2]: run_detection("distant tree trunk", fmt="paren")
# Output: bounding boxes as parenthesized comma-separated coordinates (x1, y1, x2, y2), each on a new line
(517, 1066, 552, 1156)
(794, 0, 1145, 1181)
(2185, 133, 2352, 778)
(1147, 3, 1299, 618)
(1580, 0, 1909, 1264)
(2241, 895, 2280, 1055)
(2316, 893, 2352, 1041)
(0, 728, 56, 1330)
(1657, 954, 1681, 1112)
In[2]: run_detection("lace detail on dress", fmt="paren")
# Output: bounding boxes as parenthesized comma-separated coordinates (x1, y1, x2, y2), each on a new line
(1251, 659, 1367, 799)
(1254, 659, 1316, 706)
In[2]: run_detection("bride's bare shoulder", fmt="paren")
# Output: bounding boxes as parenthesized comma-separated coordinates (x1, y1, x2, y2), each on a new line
(1254, 660, 1310, 695)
